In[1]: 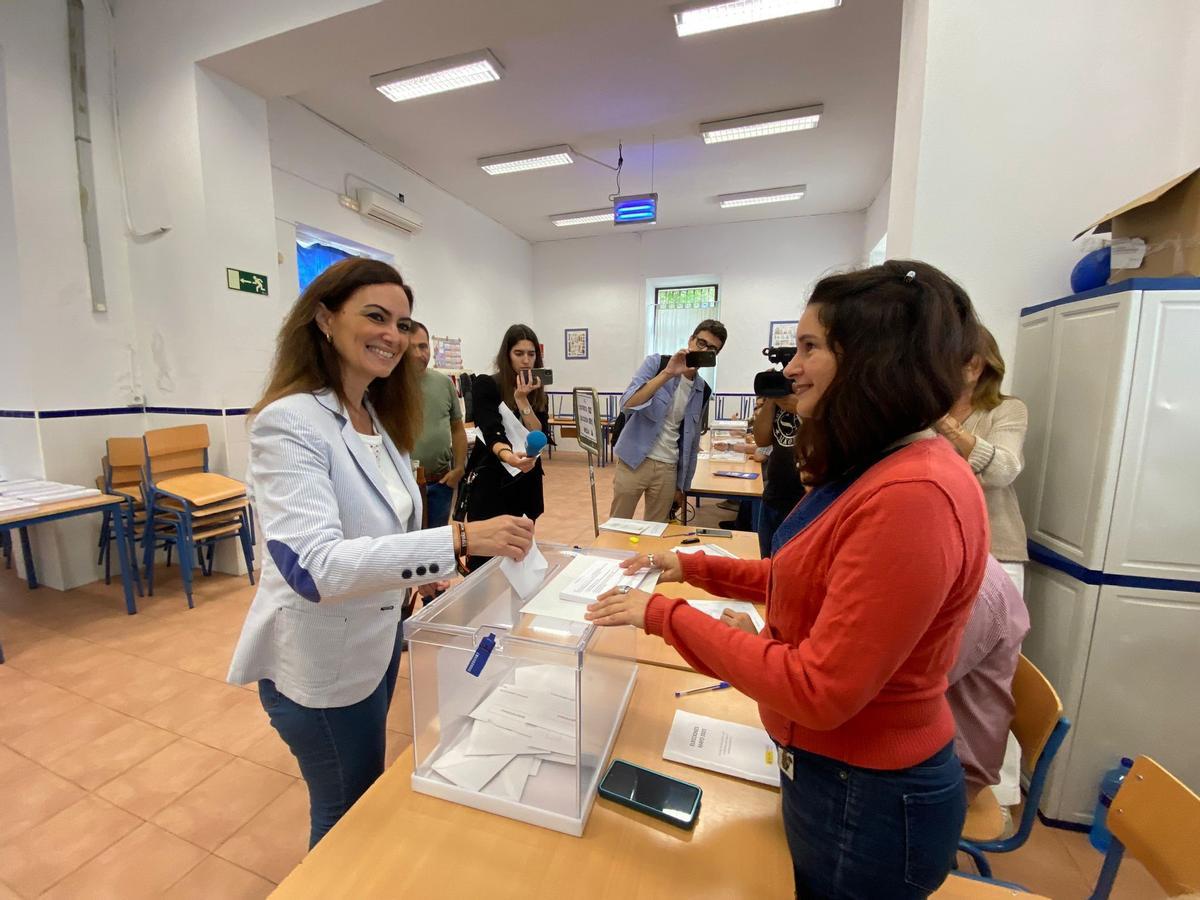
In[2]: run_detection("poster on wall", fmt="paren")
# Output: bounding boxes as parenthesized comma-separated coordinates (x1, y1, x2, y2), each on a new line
(432, 335, 463, 370)
(565, 328, 589, 360)
(769, 320, 798, 347)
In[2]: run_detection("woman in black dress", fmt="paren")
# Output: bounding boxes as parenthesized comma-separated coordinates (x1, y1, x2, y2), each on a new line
(463, 324, 550, 569)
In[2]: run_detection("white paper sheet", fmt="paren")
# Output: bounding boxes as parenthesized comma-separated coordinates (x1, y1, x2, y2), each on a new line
(663, 710, 780, 788)
(498, 404, 531, 477)
(481, 754, 537, 802)
(500, 538, 549, 599)
(599, 517, 669, 537)
(519, 555, 660, 623)
(431, 742, 516, 791)
(685, 599, 765, 632)
(675, 543, 739, 560)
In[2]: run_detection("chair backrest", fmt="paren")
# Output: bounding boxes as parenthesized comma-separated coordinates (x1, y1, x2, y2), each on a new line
(1106, 756, 1200, 896)
(106, 437, 145, 489)
(143, 425, 210, 483)
(1010, 654, 1063, 778)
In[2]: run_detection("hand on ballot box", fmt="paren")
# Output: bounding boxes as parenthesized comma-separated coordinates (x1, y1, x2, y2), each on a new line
(586, 586, 654, 630)
(620, 551, 684, 584)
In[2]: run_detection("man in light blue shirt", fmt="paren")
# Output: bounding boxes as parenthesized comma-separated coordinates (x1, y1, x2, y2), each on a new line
(610, 320, 725, 521)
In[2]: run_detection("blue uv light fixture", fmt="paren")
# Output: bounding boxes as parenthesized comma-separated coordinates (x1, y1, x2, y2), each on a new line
(613, 193, 658, 225)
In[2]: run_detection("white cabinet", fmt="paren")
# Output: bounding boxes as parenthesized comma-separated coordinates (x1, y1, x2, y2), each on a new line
(1105, 291, 1200, 581)
(1015, 279, 1200, 822)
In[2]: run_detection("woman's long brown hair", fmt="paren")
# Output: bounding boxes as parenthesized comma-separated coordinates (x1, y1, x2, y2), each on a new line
(494, 324, 547, 413)
(796, 259, 980, 484)
(251, 258, 423, 452)
(970, 326, 1010, 412)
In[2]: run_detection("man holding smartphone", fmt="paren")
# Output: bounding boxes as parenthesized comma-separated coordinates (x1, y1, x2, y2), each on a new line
(610, 320, 726, 522)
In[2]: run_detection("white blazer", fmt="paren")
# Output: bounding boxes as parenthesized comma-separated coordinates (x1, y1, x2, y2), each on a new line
(227, 389, 456, 708)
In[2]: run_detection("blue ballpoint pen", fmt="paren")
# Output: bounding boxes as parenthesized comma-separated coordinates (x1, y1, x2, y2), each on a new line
(674, 681, 731, 698)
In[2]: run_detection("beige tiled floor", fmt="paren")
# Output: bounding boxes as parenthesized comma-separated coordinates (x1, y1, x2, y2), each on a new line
(0, 452, 1165, 897)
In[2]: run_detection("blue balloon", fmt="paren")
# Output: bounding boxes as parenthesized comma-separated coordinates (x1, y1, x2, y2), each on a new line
(1071, 246, 1111, 293)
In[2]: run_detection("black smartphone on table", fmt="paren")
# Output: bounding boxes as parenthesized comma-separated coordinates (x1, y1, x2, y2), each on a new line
(598, 758, 702, 829)
(685, 350, 717, 369)
(530, 367, 554, 386)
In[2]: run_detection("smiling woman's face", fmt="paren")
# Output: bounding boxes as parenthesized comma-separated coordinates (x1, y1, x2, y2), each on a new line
(317, 282, 413, 387)
(782, 303, 838, 418)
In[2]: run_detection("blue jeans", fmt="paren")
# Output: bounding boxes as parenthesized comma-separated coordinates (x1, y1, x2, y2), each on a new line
(757, 502, 788, 558)
(780, 741, 965, 899)
(425, 481, 454, 529)
(258, 627, 404, 848)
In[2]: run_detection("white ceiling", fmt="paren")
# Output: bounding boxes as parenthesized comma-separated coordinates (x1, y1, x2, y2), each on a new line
(203, 0, 902, 243)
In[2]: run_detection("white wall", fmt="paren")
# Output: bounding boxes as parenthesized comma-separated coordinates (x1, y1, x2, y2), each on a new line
(888, 0, 1200, 367)
(268, 99, 534, 380)
(0, 0, 532, 588)
(862, 175, 891, 263)
(532, 213, 865, 396)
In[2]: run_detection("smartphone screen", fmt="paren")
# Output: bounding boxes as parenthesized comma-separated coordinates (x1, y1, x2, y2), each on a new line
(600, 760, 701, 826)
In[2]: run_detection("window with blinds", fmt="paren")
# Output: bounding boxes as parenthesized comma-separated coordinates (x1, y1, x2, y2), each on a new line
(649, 284, 721, 388)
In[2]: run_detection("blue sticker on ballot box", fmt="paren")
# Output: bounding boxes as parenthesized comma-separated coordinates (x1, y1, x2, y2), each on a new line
(466, 632, 497, 677)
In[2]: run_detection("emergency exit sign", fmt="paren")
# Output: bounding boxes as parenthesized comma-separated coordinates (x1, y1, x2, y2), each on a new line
(226, 268, 268, 295)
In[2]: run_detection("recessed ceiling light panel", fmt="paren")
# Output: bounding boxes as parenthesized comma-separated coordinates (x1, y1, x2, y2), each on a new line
(701, 105, 823, 144)
(673, 0, 841, 37)
(718, 185, 807, 208)
(478, 145, 576, 175)
(550, 209, 616, 227)
(371, 49, 504, 103)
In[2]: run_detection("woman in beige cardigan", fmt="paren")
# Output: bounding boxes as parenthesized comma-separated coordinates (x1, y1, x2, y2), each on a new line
(935, 326, 1029, 593)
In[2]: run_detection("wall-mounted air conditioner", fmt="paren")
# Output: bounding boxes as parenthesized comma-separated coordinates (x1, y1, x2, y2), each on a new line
(355, 188, 423, 234)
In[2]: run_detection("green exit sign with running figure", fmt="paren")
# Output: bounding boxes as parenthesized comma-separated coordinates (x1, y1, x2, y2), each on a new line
(226, 268, 268, 295)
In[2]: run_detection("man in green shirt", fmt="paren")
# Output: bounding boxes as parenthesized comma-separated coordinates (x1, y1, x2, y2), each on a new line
(410, 321, 467, 528)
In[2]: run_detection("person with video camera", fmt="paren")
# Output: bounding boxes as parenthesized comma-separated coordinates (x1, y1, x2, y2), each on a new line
(753, 346, 806, 556)
(610, 320, 726, 522)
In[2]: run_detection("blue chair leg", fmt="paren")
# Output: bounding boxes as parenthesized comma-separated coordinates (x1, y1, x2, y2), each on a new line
(959, 842, 993, 879)
(97, 510, 110, 565)
(143, 505, 156, 596)
(238, 512, 255, 585)
(177, 522, 195, 609)
(205, 541, 215, 576)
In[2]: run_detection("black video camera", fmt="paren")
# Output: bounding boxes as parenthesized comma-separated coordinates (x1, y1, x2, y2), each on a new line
(754, 346, 796, 398)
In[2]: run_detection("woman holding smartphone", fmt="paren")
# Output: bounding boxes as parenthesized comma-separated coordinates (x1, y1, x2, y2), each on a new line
(461, 324, 550, 569)
(587, 261, 988, 899)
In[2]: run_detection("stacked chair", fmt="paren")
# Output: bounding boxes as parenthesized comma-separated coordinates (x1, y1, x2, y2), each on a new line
(141, 424, 255, 607)
(96, 438, 149, 597)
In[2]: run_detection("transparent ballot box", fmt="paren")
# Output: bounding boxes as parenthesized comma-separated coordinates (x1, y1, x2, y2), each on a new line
(403, 544, 638, 836)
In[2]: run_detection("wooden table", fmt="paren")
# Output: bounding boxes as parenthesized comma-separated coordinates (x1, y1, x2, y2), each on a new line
(592, 526, 764, 672)
(683, 437, 763, 524)
(271, 664, 792, 899)
(0, 493, 138, 662)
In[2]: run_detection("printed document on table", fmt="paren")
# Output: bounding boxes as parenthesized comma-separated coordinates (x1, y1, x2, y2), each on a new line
(599, 517, 669, 537)
(663, 710, 780, 788)
(675, 543, 739, 560)
(520, 554, 659, 623)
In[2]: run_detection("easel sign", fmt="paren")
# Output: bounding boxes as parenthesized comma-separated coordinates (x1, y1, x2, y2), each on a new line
(573, 387, 602, 536)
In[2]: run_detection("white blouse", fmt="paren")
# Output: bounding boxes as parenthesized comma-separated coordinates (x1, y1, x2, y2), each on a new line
(357, 432, 415, 526)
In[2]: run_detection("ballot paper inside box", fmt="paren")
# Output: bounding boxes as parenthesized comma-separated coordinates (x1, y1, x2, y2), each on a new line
(403, 544, 638, 835)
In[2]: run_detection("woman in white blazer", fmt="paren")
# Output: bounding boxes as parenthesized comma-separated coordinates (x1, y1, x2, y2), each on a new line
(228, 258, 534, 848)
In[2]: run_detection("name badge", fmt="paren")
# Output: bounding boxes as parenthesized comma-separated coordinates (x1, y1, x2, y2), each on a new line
(778, 746, 794, 781)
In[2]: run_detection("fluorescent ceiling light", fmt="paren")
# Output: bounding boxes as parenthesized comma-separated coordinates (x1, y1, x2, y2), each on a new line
(701, 105, 823, 144)
(478, 145, 575, 175)
(551, 208, 615, 227)
(371, 49, 503, 102)
(673, 0, 841, 36)
(613, 194, 659, 225)
(719, 185, 807, 208)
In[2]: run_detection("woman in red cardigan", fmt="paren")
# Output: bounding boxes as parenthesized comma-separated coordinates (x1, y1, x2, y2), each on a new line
(588, 260, 989, 899)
